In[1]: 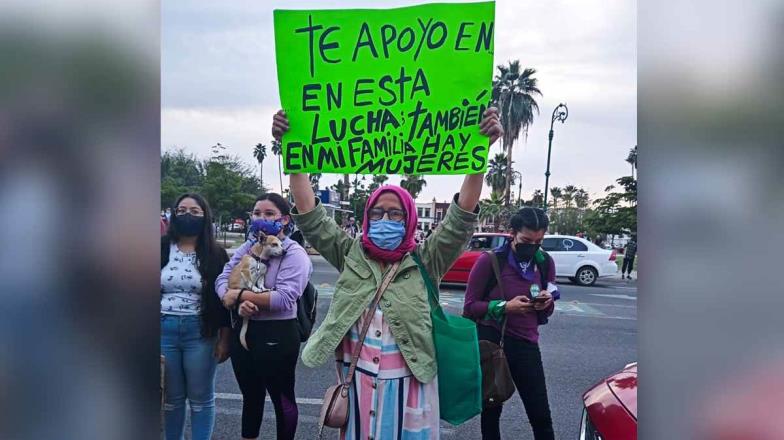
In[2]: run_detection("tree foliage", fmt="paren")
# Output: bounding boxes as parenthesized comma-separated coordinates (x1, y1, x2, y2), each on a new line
(584, 175, 637, 238)
(161, 148, 264, 224)
(492, 61, 541, 205)
(485, 153, 511, 198)
(400, 174, 427, 200)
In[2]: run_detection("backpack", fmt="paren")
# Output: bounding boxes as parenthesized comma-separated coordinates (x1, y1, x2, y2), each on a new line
(296, 281, 318, 342)
(483, 246, 553, 325)
(286, 230, 319, 342)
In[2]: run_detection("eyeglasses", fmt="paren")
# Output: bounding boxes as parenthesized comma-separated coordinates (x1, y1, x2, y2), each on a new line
(176, 207, 204, 216)
(368, 208, 406, 222)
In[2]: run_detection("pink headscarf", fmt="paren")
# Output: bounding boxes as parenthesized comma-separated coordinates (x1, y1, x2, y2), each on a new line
(361, 185, 419, 263)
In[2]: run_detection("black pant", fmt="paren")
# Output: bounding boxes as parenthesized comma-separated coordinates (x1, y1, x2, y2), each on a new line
(478, 325, 555, 440)
(622, 254, 636, 275)
(230, 318, 300, 439)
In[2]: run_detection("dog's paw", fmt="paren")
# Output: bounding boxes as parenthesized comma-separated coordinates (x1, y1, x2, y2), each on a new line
(222, 289, 240, 307)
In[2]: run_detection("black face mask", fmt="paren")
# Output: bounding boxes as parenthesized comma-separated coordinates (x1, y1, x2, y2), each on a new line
(173, 213, 204, 237)
(514, 242, 540, 262)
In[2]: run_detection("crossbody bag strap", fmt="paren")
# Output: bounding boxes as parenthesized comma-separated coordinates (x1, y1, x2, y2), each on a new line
(485, 251, 508, 346)
(342, 261, 400, 389)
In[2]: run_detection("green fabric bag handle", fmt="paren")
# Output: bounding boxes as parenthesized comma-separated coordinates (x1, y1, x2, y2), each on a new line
(412, 252, 482, 425)
(413, 253, 445, 318)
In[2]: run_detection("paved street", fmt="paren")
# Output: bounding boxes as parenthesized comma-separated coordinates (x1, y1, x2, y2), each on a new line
(210, 256, 637, 439)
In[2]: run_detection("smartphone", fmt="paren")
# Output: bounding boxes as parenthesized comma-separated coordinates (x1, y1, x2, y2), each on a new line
(532, 296, 549, 303)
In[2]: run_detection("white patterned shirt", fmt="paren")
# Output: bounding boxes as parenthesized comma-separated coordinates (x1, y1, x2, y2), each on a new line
(160, 244, 202, 315)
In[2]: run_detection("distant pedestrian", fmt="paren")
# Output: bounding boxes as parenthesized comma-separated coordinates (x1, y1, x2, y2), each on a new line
(621, 235, 637, 280)
(343, 215, 359, 238)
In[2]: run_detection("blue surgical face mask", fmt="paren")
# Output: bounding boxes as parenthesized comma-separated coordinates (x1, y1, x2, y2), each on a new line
(368, 219, 406, 250)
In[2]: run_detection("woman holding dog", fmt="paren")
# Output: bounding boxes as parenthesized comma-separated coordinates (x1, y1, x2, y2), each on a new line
(463, 207, 557, 440)
(215, 193, 312, 440)
(273, 108, 502, 439)
(161, 193, 231, 440)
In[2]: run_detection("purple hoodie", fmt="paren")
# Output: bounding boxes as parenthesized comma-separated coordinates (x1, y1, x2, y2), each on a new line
(215, 236, 312, 320)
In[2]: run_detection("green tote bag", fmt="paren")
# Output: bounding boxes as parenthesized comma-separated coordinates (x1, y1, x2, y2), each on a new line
(412, 252, 482, 425)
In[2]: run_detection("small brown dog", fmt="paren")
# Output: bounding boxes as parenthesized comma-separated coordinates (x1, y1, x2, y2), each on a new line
(226, 234, 285, 350)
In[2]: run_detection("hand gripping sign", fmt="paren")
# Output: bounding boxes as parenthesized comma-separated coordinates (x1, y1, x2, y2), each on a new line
(274, 1, 495, 175)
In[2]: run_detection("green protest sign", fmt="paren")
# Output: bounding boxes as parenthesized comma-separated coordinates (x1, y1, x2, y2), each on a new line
(273, 1, 495, 175)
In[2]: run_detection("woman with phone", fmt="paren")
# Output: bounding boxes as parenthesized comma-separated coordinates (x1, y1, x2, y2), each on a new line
(463, 206, 558, 440)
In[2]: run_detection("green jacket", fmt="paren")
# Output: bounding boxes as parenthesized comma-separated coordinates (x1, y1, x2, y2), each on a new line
(291, 195, 478, 383)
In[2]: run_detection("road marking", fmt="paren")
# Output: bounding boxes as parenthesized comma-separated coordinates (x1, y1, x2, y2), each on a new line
(314, 288, 635, 319)
(566, 314, 637, 321)
(555, 302, 604, 316)
(584, 302, 637, 309)
(216, 392, 323, 405)
(589, 293, 637, 300)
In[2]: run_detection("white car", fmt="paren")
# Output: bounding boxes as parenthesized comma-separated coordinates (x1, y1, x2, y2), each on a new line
(542, 235, 618, 286)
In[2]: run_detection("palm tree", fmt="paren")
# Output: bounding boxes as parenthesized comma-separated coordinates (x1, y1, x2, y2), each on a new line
(492, 61, 542, 205)
(529, 189, 544, 207)
(479, 192, 505, 231)
(369, 174, 389, 192)
(253, 143, 267, 191)
(549, 186, 563, 210)
(485, 153, 509, 197)
(574, 188, 590, 209)
(561, 185, 578, 208)
(626, 145, 638, 179)
(400, 174, 427, 199)
(574, 187, 590, 225)
(271, 140, 284, 193)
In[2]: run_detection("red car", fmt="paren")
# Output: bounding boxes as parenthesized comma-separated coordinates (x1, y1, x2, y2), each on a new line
(580, 362, 638, 440)
(441, 233, 510, 283)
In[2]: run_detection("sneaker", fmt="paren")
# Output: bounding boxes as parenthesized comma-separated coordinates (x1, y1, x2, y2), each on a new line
(621, 274, 625, 279)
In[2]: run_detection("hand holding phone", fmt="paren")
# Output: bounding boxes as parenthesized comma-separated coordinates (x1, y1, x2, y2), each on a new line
(533, 290, 553, 310)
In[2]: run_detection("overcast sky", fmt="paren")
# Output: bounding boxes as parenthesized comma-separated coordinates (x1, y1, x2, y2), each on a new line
(162, 0, 636, 203)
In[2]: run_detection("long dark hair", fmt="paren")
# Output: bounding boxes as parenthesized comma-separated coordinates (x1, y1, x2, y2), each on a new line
(166, 193, 225, 333)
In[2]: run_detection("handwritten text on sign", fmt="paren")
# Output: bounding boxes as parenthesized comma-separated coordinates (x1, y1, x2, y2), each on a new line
(273, 2, 495, 175)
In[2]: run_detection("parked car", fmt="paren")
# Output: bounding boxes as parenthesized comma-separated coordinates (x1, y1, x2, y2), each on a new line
(441, 233, 618, 286)
(441, 233, 509, 284)
(228, 221, 246, 233)
(580, 362, 637, 440)
(541, 235, 618, 286)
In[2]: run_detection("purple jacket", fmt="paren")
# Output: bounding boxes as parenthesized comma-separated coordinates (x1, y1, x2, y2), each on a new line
(463, 250, 557, 344)
(215, 236, 312, 320)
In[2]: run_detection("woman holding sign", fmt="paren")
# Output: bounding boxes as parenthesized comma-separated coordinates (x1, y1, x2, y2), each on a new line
(273, 108, 502, 439)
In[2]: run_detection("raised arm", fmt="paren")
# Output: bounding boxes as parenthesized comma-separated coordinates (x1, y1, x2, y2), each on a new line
(456, 107, 503, 211)
(272, 109, 315, 214)
(272, 109, 353, 271)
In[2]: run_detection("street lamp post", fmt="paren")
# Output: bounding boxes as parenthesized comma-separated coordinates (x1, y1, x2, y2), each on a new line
(543, 103, 568, 211)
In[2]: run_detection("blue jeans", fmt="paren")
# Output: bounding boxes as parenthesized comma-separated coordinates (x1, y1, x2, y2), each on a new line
(161, 314, 218, 440)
